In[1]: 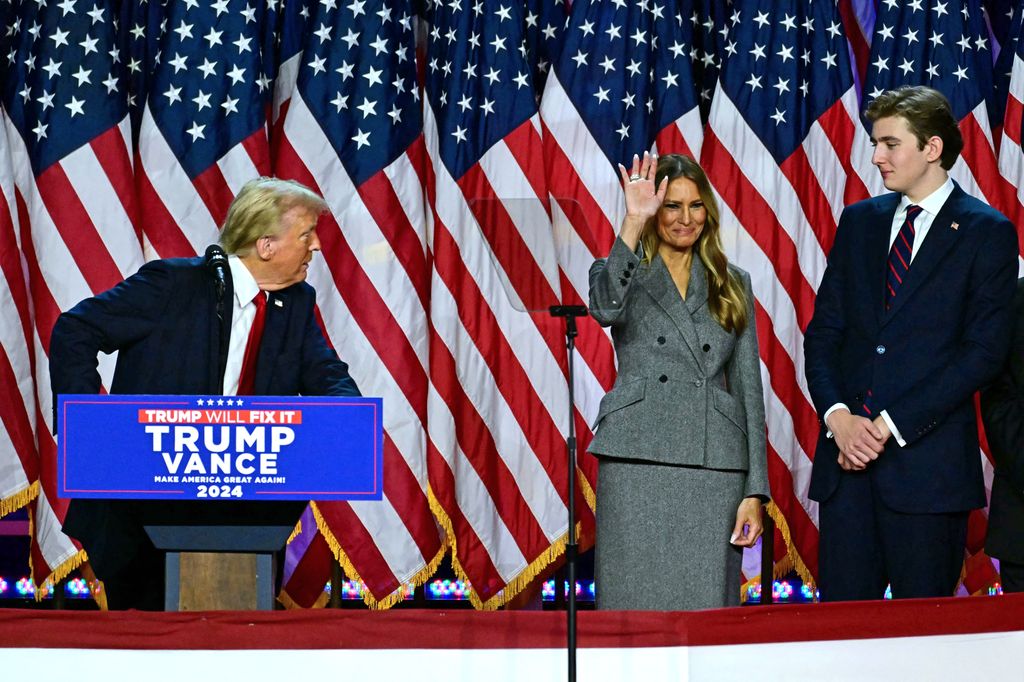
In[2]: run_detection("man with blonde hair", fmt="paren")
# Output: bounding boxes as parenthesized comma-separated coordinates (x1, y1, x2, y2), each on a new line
(50, 177, 359, 609)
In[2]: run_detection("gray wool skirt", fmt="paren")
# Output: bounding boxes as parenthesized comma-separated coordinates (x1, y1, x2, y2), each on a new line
(594, 456, 746, 611)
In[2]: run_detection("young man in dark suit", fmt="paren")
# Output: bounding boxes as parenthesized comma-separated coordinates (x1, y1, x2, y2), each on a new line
(804, 86, 1019, 601)
(50, 177, 360, 609)
(980, 278, 1024, 593)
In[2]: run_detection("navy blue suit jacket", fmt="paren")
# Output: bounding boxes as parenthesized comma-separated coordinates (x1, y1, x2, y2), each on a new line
(50, 256, 360, 578)
(804, 185, 1018, 514)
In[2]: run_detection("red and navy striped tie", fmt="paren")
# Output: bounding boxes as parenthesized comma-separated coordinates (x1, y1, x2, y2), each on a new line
(885, 204, 922, 310)
(864, 205, 924, 417)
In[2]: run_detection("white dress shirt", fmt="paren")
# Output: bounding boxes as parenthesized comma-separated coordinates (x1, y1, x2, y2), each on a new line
(824, 177, 955, 447)
(221, 255, 264, 396)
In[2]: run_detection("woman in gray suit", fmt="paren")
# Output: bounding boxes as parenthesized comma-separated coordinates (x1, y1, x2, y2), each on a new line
(588, 152, 769, 610)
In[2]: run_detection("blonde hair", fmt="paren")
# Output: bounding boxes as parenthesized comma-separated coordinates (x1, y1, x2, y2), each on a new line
(639, 154, 748, 334)
(219, 177, 328, 255)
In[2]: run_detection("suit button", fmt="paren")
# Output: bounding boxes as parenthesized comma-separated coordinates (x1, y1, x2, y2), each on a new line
(619, 278, 628, 286)
(854, 393, 863, 402)
(693, 379, 704, 387)
(876, 345, 886, 354)
(702, 343, 710, 352)
(627, 261, 635, 270)
(623, 270, 631, 278)
(659, 375, 668, 383)
(657, 336, 666, 345)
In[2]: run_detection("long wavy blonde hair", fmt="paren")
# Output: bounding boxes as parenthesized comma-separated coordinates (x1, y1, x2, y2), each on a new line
(639, 154, 748, 334)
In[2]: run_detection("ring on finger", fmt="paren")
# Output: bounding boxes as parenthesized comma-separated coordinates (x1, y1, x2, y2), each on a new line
(629, 174, 642, 182)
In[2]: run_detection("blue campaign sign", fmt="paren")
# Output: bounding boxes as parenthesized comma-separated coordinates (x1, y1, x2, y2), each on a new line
(57, 395, 382, 501)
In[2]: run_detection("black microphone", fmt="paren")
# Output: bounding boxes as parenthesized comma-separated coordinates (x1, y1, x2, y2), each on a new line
(205, 244, 228, 299)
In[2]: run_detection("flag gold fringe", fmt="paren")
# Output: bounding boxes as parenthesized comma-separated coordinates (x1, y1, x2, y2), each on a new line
(427, 485, 575, 610)
(765, 501, 816, 590)
(27, 499, 102, 607)
(738, 502, 816, 604)
(577, 467, 596, 513)
(1, 480, 38, 518)
(285, 518, 302, 545)
(309, 501, 447, 610)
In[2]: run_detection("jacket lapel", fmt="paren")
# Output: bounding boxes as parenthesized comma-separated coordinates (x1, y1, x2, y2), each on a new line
(882, 187, 964, 325)
(866, 194, 900, 326)
(640, 254, 703, 367)
(254, 289, 289, 394)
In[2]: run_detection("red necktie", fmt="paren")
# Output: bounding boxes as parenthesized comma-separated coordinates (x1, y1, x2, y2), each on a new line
(237, 292, 266, 395)
(885, 204, 922, 309)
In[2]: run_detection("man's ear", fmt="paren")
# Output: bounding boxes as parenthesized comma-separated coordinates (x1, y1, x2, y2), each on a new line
(925, 135, 944, 164)
(256, 235, 274, 260)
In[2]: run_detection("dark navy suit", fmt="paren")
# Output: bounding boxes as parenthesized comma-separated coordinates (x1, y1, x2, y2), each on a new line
(804, 184, 1018, 600)
(980, 278, 1024, 591)
(50, 256, 359, 608)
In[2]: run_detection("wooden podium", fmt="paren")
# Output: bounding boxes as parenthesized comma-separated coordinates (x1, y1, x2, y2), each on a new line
(141, 501, 306, 611)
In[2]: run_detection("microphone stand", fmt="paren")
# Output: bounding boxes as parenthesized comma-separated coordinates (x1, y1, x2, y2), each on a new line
(548, 304, 587, 682)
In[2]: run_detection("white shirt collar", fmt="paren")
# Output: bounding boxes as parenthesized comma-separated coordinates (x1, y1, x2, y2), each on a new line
(228, 255, 261, 307)
(898, 176, 954, 217)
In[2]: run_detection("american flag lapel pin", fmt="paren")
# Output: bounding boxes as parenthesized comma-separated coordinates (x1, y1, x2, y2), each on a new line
(950, 221, 959, 231)
(274, 298, 283, 307)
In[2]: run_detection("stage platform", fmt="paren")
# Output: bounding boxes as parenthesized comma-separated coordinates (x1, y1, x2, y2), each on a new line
(4, 593, 1023, 681)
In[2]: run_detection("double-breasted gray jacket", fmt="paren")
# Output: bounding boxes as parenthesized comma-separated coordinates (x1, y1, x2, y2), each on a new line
(587, 237, 769, 498)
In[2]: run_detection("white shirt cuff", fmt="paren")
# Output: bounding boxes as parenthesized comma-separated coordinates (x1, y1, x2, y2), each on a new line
(879, 410, 905, 447)
(822, 403, 850, 439)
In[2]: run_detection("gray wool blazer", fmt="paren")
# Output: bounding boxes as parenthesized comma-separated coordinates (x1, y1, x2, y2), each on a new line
(587, 237, 769, 499)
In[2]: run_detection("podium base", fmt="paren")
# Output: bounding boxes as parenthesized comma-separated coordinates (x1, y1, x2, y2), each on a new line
(165, 552, 275, 611)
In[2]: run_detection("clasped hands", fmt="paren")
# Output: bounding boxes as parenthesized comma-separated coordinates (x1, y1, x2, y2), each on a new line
(826, 409, 892, 471)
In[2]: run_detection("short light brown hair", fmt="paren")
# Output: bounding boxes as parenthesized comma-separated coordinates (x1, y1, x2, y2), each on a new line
(864, 86, 963, 170)
(219, 177, 328, 255)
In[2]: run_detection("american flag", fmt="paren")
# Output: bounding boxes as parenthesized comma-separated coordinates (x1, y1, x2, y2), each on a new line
(1, 0, 143, 592)
(420, 0, 581, 608)
(701, 0, 883, 588)
(862, 0, 1020, 595)
(273, 0, 444, 607)
(539, 0, 706, 489)
(8, 0, 1024, 608)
